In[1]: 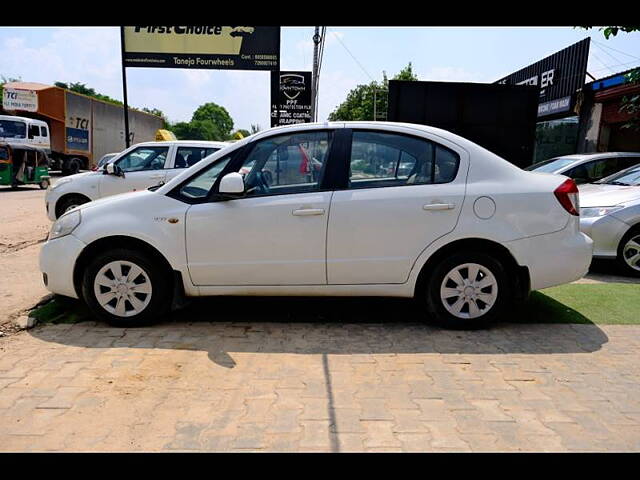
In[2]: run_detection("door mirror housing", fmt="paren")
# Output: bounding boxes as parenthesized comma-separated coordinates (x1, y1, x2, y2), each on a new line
(105, 162, 125, 177)
(218, 172, 245, 195)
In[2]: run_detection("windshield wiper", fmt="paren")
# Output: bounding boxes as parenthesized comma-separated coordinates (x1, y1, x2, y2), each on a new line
(605, 181, 631, 186)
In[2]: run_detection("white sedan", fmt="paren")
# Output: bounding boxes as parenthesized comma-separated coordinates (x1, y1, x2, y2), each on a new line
(40, 122, 593, 329)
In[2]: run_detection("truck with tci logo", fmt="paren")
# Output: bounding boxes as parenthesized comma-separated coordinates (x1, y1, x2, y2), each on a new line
(1, 82, 163, 175)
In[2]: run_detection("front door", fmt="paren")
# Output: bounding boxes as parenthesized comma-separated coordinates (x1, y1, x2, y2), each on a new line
(184, 130, 334, 286)
(99, 145, 170, 197)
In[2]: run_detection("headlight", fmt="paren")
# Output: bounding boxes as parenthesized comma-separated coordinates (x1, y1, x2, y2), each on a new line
(49, 210, 81, 240)
(50, 177, 73, 191)
(580, 206, 623, 218)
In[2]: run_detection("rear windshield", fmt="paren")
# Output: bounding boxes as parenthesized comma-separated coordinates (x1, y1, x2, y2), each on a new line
(525, 157, 575, 173)
(0, 120, 27, 139)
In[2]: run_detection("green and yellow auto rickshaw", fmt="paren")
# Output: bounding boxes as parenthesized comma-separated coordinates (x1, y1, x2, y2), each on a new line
(0, 142, 50, 189)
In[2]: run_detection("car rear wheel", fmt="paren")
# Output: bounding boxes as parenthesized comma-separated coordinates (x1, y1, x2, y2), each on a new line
(81, 248, 172, 327)
(617, 227, 640, 277)
(422, 252, 509, 329)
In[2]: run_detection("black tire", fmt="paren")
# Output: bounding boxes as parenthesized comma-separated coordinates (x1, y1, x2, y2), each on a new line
(67, 158, 82, 175)
(81, 248, 172, 327)
(616, 226, 640, 277)
(55, 195, 90, 219)
(420, 251, 510, 330)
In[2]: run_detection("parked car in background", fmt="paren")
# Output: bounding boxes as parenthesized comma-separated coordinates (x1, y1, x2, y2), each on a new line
(44, 140, 230, 220)
(525, 152, 640, 185)
(40, 122, 592, 329)
(579, 164, 640, 276)
(94, 152, 120, 171)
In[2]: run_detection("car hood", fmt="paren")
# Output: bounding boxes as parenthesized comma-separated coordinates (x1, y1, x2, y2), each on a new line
(579, 183, 640, 207)
(75, 189, 153, 214)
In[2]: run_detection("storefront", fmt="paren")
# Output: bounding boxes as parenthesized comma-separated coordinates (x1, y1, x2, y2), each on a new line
(576, 68, 640, 153)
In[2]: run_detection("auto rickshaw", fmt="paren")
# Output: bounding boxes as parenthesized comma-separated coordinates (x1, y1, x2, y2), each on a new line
(0, 142, 51, 189)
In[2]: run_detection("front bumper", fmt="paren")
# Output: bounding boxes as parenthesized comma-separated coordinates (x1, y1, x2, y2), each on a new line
(39, 234, 86, 299)
(579, 214, 630, 259)
(505, 224, 593, 291)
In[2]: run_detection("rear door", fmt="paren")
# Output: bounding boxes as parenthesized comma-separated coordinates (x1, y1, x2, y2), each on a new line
(327, 127, 468, 284)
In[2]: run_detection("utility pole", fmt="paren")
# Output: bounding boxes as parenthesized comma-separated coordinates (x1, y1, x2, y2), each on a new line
(312, 26, 321, 122)
(119, 26, 131, 148)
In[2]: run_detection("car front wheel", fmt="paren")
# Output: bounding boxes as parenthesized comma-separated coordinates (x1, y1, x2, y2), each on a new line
(82, 248, 172, 327)
(617, 227, 640, 277)
(422, 252, 509, 329)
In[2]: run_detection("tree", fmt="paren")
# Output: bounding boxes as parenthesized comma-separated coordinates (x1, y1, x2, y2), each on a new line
(172, 119, 222, 141)
(328, 63, 418, 121)
(0, 75, 21, 109)
(191, 102, 234, 139)
(54, 81, 124, 106)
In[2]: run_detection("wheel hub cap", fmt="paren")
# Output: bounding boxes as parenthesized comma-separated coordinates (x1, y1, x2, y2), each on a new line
(93, 260, 152, 317)
(440, 262, 498, 320)
(623, 235, 640, 272)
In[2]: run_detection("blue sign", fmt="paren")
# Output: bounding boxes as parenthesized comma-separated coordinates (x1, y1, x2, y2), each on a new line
(66, 127, 89, 151)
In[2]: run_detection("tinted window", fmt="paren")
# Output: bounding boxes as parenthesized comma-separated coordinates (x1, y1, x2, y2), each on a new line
(28, 125, 40, 139)
(349, 131, 459, 189)
(598, 164, 640, 186)
(116, 146, 169, 172)
(237, 131, 331, 197)
(568, 158, 624, 183)
(40, 126, 48, 137)
(179, 155, 232, 199)
(175, 147, 219, 168)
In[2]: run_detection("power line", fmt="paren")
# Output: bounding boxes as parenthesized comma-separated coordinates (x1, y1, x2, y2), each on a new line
(591, 38, 640, 62)
(330, 29, 376, 83)
(592, 41, 626, 68)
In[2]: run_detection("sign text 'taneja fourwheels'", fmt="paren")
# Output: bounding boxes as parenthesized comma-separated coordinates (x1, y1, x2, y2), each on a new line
(122, 26, 280, 71)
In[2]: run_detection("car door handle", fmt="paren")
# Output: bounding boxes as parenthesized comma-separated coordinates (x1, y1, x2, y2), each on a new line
(292, 208, 325, 216)
(150, 174, 165, 179)
(423, 203, 455, 211)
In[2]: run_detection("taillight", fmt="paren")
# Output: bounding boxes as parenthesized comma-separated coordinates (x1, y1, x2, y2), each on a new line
(554, 178, 579, 216)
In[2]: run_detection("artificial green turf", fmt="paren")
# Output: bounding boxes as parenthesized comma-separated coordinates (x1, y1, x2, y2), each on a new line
(514, 282, 640, 325)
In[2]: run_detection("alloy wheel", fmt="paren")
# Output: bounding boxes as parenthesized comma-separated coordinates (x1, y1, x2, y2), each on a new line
(623, 235, 640, 272)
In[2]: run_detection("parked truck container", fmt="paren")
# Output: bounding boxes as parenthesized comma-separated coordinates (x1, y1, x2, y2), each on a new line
(1, 82, 164, 175)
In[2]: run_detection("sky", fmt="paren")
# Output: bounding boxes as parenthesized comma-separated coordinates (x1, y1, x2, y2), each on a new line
(1, 26, 640, 131)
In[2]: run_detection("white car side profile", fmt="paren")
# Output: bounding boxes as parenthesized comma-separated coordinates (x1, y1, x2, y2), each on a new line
(40, 122, 593, 329)
(44, 140, 230, 220)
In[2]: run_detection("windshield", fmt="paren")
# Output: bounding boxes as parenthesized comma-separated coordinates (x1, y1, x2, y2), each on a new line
(525, 157, 576, 173)
(596, 164, 640, 186)
(0, 120, 27, 139)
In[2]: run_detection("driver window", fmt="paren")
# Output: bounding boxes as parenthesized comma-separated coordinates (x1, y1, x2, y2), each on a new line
(116, 146, 169, 173)
(238, 131, 331, 197)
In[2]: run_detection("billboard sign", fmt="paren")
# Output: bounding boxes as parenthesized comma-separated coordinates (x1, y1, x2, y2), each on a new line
(65, 92, 91, 152)
(123, 26, 280, 70)
(270, 71, 313, 127)
(495, 38, 590, 118)
(2, 88, 38, 112)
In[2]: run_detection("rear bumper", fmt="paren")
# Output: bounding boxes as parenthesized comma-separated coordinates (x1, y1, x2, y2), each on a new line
(39, 234, 86, 299)
(505, 224, 593, 291)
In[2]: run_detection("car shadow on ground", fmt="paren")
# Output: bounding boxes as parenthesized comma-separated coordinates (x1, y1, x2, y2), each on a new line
(27, 294, 609, 368)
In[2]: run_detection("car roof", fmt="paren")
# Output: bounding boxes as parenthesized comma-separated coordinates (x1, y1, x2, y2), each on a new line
(0, 115, 47, 124)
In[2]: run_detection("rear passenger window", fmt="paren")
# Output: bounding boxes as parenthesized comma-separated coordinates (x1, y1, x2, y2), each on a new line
(349, 131, 459, 189)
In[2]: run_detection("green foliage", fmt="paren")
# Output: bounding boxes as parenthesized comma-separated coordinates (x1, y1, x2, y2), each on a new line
(191, 102, 234, 139)
(328, 63, 418, 121)
(54, 81, 124, 106)
(142, 107, 170, 129)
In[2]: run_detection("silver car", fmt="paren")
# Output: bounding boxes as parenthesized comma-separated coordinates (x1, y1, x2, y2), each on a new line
(579, 164, 640, 276)
(526, 152, 640, 185)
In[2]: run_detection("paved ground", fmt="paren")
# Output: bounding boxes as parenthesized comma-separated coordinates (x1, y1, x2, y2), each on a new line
(1, 180, 640, 451)
(1, 316, 639, 452)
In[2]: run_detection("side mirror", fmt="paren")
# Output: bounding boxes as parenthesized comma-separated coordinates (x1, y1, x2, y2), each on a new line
(218, 172, 245, 196)
(105, 162, 125, 177)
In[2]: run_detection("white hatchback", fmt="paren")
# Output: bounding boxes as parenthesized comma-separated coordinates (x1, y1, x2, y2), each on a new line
(40, 122, 593, 329)
(44, 140, 230, 220)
